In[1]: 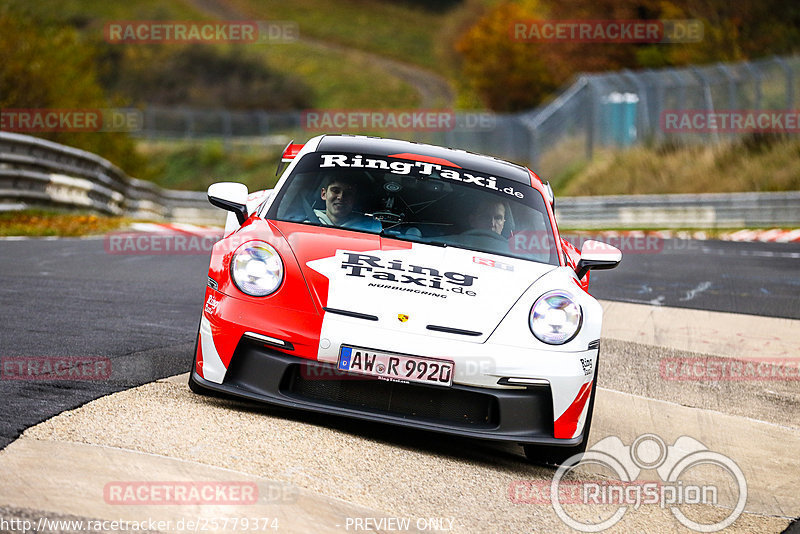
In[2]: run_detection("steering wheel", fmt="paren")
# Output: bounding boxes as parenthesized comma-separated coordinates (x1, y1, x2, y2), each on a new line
(461, 229, 507, 242)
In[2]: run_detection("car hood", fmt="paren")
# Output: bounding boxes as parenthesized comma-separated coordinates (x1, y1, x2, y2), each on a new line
(273, 221, 557, 342)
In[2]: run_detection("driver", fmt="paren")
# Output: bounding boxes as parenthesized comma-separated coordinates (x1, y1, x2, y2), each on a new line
(314, 174, 381, 231)
(468, 199, 506, 235)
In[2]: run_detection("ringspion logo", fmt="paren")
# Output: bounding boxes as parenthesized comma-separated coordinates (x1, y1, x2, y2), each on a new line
(543, 433, 747, 532)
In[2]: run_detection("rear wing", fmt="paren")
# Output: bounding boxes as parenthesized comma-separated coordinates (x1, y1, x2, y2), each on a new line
(275, 140, 304, 176)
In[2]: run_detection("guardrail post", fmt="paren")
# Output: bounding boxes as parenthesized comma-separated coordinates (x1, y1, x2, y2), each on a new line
(744, 62, 763, 110)
(622, 70, 650, 141)
(691, 67, 718, 144)
(586, 77, 597, 161)
(773, 56, 794, 109)
(222, 110, 232, 149)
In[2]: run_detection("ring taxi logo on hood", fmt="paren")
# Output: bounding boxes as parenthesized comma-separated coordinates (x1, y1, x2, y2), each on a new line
(319, 153, 525, 199)
(341, 253, 479, 296)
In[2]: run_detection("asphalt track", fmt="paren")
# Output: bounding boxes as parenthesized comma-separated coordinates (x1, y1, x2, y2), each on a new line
(0, 236, 798, 450)
(0, 235, 799, 532)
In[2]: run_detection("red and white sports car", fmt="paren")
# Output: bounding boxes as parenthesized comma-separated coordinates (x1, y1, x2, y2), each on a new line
(189, 135, 621, 464)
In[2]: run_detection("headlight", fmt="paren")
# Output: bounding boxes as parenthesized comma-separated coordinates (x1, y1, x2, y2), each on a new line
(529, 291, 582, 344)
(230, 241, 283, 297)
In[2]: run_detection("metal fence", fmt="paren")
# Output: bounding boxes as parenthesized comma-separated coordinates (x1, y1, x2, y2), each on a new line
(3, 130, 798, 229)
(519, 55, 800, 176)
(134, 55, 800, 179)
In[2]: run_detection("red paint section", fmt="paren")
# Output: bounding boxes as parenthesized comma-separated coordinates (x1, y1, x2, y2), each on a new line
(271, 221, 411, 310)
(553, 380, 593, 439)
(388, 153, 461, 168)
(561, 238, 590, 291)
(282, 142, 304, 161)
(203, 219, 415, 367)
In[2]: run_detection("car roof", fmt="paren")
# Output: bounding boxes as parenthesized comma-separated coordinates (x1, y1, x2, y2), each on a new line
(316, 135, 534, 186)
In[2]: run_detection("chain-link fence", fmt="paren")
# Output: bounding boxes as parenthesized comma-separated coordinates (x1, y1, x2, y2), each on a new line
(135, 55, 799, 179)
(516, 55, 799, 177)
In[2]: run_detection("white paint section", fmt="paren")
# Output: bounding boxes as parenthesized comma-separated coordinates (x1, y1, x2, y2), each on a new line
(307, 243, 604, 424)
(199, 315, 227, 384)
(306, 244, 554, 343)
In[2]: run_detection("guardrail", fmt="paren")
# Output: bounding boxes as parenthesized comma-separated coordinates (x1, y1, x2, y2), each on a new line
(1, 132, 797, 229)
(0, 132, 223, 224)
(555, 191, 800, 229)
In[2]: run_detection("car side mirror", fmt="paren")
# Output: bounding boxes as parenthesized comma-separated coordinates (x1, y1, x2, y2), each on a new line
(575, 240, 622, 279)
(208, 182, 248, 225)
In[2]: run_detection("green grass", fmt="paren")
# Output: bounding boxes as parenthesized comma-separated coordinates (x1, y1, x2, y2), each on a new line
(3, 0, 426, 110)
(229, 0, 457, 72)
(138, 139, 284, 192)
(556, 136, 800, 196)
(0, 209, 129, 236)
(1, 0, 202, 23)
(261, 41, 420, 109)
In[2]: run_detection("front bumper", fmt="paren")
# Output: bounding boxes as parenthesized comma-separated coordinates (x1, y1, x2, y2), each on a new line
(191, 339, 588, 446)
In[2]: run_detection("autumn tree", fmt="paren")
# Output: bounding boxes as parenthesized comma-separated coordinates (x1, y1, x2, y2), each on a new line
(0, 12, 149, 177)
(456, 0, 800, 111)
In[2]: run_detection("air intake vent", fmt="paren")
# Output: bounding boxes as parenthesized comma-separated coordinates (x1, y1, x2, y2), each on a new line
(426, 325, 482, 337)
(286, 366, 497, 427)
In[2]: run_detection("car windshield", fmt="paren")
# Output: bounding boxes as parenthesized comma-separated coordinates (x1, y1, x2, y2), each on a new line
(268, 151, 559, 265)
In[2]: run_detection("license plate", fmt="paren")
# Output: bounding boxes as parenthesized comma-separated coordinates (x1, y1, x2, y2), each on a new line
(337, 345, 453, 387)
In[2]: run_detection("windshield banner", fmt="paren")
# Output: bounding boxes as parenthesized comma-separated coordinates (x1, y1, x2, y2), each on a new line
(318, 153, 527, 200)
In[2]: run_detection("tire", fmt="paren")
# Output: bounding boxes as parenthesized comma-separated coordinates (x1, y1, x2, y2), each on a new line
(524, 357, 599, 466)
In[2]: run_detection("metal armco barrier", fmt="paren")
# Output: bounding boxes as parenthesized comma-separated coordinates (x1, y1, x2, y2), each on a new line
(0, 132, 222, 224)
(1, 132, 797, 229)
(555, 191, 800, 229)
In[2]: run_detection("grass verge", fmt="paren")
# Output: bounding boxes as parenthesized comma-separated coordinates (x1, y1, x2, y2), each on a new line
(230, 0, 458, 72)
(558, 135, 800, 196)
(0, 210, 130, 237)
(138, 139, 284, 192)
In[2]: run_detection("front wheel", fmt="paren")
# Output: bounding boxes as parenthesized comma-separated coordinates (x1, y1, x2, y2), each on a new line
(524, 359, 599, 466)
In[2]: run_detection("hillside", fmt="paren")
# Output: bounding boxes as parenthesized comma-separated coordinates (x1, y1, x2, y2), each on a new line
(2, 0, 468, 110)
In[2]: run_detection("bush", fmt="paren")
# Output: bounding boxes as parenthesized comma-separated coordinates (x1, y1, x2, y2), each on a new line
(0, 13, 150, 177)
(97, 44, 314, 111)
